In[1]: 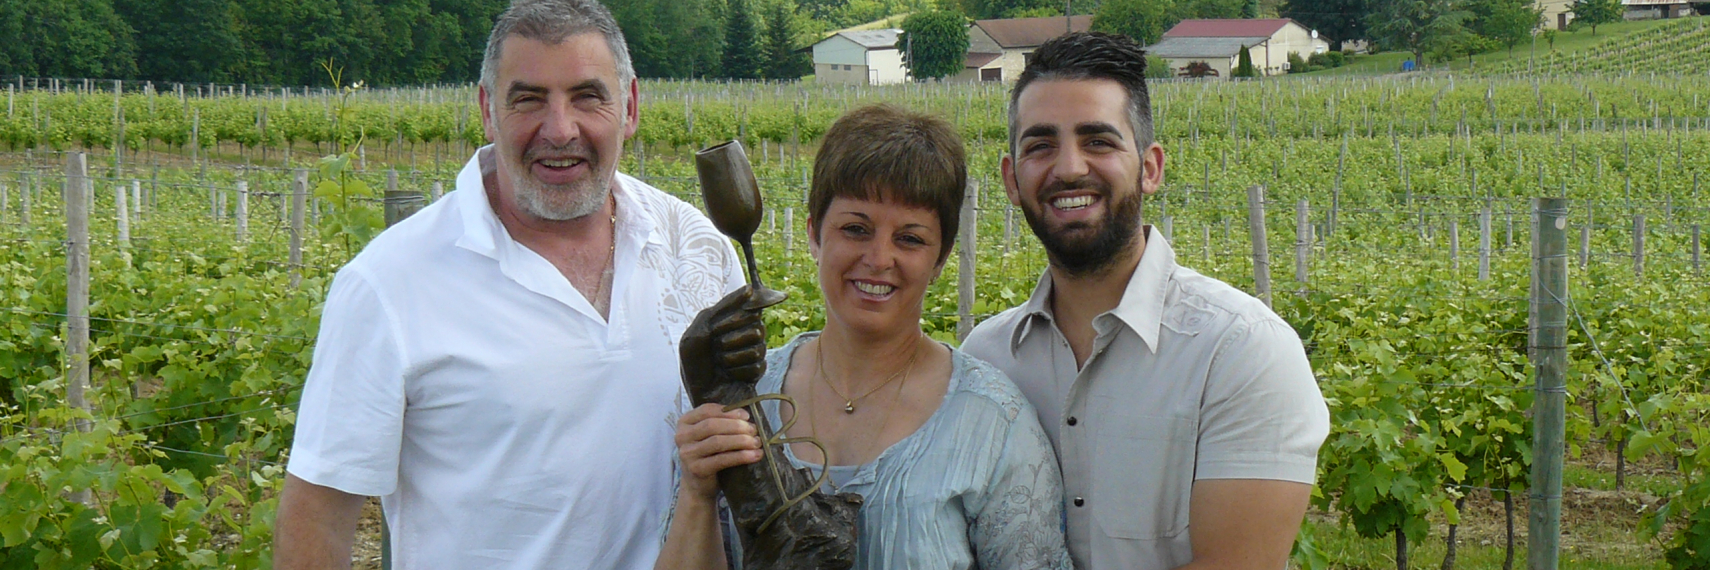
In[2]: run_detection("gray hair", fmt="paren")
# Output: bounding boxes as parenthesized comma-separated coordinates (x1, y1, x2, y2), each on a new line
(479, 0, 637, 102)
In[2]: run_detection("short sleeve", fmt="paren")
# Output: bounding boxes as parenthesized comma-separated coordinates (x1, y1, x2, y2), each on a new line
(1196, 318, 1330, 484)
(286, 265, 408, 496)
(969, 413, 1074, 570)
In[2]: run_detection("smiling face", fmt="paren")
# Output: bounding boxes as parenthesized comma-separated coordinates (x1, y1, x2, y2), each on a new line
(810, 195, 945, 337)
(479, 32, 638, 221)
(1003, 78, 1164, 278)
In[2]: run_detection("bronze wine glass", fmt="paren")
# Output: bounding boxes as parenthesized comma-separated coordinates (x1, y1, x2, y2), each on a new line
(695, 140, 788, 309)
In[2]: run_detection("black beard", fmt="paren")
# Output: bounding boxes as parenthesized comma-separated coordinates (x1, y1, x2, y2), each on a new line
(1020, 179, 1143, 279)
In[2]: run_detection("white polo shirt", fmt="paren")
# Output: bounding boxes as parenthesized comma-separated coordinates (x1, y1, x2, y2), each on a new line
(963, 227, 1329, 570)
(287, 148, 745, 570)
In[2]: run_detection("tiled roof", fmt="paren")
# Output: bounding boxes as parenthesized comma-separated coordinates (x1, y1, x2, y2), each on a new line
(1163, 18, 1295, 39)
(964, 52, 1002, 68)
(973, 15, 1093, 49)
(1145, 36, 1268, 58)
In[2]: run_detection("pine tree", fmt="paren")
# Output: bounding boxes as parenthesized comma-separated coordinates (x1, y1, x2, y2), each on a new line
(762, 2, 809, 80)
(721, 0, 763, 80)
(1234, 45, 1257, 77)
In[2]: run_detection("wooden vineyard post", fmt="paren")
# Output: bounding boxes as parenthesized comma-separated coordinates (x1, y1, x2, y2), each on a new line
(956, 179, 978, 341)
(132, 180, 142, 220)
(431, 181, 444, 202)
(19, 173, 29, 227)
(1162, 215, 1173, 243)
(236, 181, 249, 243)
(1203, 225, 1211, 262)
(1633, 214, 1645, 277)
(65, 153, 94, 503)
(784, 207, 795, 269)
(1450, 220, 1460, 271)
(290, 170, 307, 288)
(1247, 185, 1271, 308)
(116, 181, 129, 247)
(1294, 200, 1309, 290)
(1480, 208, 1492, 281)
(1529, 197, 1569, 570)
(1693, 224, 1702, 275)
(1579, 224, 1591, 268)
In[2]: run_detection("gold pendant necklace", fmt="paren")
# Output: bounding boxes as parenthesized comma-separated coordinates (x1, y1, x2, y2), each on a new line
(816, 334, 920, 414)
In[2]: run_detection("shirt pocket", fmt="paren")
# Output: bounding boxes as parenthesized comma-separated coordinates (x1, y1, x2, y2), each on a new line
(1091, 414, 1196, 540)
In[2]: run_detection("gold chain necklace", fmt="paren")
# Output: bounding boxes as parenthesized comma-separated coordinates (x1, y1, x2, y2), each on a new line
(816, 333, 920, 414)
(805, 337, 917, 492)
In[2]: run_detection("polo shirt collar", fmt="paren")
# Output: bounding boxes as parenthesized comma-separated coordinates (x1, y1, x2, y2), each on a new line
(1010, 225, 1176, 355)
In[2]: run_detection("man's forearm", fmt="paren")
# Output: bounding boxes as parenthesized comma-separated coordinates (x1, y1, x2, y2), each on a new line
(274, 474, 368, 570)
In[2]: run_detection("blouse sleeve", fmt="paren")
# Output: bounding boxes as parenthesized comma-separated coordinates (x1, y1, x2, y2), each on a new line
(969, 412, 1075, 570)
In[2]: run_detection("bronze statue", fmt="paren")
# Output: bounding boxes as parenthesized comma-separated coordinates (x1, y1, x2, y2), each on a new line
(679, 141, 862, 570)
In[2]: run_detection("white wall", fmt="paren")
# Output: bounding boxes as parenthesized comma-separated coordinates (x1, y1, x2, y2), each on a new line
(1163, 57, 1235, 78)
(1265, 23, 1329, 75)
(816, 62, 869, 85)
(867, 47, 908, 85)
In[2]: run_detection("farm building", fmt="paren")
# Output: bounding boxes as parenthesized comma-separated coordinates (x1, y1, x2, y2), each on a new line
(1146, 19, 1329, 78)
(1622, 1, 1696, 20)
(954, 15, 1092, 82)
(811, 30, 908, 85)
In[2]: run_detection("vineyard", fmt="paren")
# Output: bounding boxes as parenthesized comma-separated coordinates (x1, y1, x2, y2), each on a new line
(1487, 18, 1710, 76)
(1, 72, 1708, 570)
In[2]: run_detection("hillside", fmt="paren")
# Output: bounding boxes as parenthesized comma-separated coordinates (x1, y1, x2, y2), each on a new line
(1486, 16, 1710, 75)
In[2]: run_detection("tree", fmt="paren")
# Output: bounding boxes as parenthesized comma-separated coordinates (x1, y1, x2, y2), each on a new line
(1233, 45, 1257, 77)
(1471, 0, 1542, 55)
(1092, 0, 1175, 45)
(721, 0, 763, 79)
(1242, 0, 1259, 18)
(1280, 0, 1373, 51)
(1366, 0, 1470, 69)
(1570, 0, 1622, 35)
(761, 2, 811, 80)
(0, 0, 138, 78)
(899, 10, 968, 81)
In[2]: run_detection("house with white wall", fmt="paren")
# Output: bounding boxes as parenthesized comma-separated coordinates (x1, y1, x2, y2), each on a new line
(811, 30, 908, 85)
(1147, 19, 1329, 78)
(954, 15, 1092, 82)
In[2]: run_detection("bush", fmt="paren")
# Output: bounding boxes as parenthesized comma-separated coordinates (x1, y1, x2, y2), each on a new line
(1145, 55, 1175, 79)
(1326, 51, 1348, 66)
(1288, 51, 1309, 73)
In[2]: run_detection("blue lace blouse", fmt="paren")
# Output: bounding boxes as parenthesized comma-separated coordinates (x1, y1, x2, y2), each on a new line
(737, 332, 1073, 570)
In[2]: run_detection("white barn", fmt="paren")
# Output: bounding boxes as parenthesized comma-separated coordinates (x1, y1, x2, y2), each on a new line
(812, 30, 908, 85)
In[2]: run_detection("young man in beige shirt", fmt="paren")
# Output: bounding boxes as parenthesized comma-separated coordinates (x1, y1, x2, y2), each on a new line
(962, 32, 1330, 570)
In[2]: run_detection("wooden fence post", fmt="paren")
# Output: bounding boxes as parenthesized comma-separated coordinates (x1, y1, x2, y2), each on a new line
(784, 207, 795, 269)
(1529, 197, 1570, 570)
(290, 170, 307, 288)
(65, 153, 94, 497)
(1479, 208, 1492, 280)
(1247, 185, 1271, 307)
(1450, 220, 1460, 271)
(19, 173, 29, 226)
(431, 181, 444, 202)
(1162, 215, 1174, 243)
(1295, 199, 1309, 288)
(116, 181, 129, 247)
(957, 179, 978, 341)
(1203, 224, 1211, 262)
(131, 180, 142, 220)
(236, 181, 249, 243)
(1692, 224, 1701, 275)
(1633, 214, 1645, 277)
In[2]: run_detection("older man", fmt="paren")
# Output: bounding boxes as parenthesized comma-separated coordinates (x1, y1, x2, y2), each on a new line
(273, 1, 745, 568)
(963, 32, 1330, 570)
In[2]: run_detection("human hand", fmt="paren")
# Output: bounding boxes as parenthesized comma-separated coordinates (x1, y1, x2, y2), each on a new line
(680, 286, 769, 404)
(676, 403, 764, 502)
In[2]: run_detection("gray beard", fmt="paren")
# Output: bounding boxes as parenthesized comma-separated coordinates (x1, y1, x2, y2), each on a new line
(511, 171, 612, 221)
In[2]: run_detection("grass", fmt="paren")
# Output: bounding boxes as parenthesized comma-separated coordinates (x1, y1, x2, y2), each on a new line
(1296, 17, 1695, 77)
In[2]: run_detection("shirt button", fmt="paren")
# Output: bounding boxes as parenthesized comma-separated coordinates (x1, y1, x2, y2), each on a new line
(1066, 417, 1079, 426)
(1073, 497, 1085, 507)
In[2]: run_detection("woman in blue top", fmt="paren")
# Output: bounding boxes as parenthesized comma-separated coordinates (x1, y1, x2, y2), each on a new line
(657, 104, 1072, 570)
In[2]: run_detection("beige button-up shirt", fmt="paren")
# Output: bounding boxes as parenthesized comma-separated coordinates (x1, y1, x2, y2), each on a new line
(962, 227, 1329, 570)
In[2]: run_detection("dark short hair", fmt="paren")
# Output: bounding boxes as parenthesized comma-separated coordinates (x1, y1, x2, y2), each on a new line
(1008, 32, 1154, 154)
(810, 104, 966, 267)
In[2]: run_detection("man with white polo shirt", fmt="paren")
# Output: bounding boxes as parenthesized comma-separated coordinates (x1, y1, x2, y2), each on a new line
(273, 1, 747, 568)
(962, 33, 1330, 570)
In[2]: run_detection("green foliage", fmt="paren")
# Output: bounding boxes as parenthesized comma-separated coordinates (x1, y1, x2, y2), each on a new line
(762, 2, 813, 81)
(1569, 0, 1623, 35)
(1470, 0, 1543, 55)
(722, 0, 764, 80)
(1280, 0, 1373, 50)
(1288, 51, 1309, 73)
(1234, 45, 1257, 77)
(0, 0, 138, 79)
(900, 10, 970, 81)
(1092, 0, 1175, 45)
(1366, 0, 1471, 68)
(1145, 55, 1175, 79)
(953, 0, 1059, 20)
